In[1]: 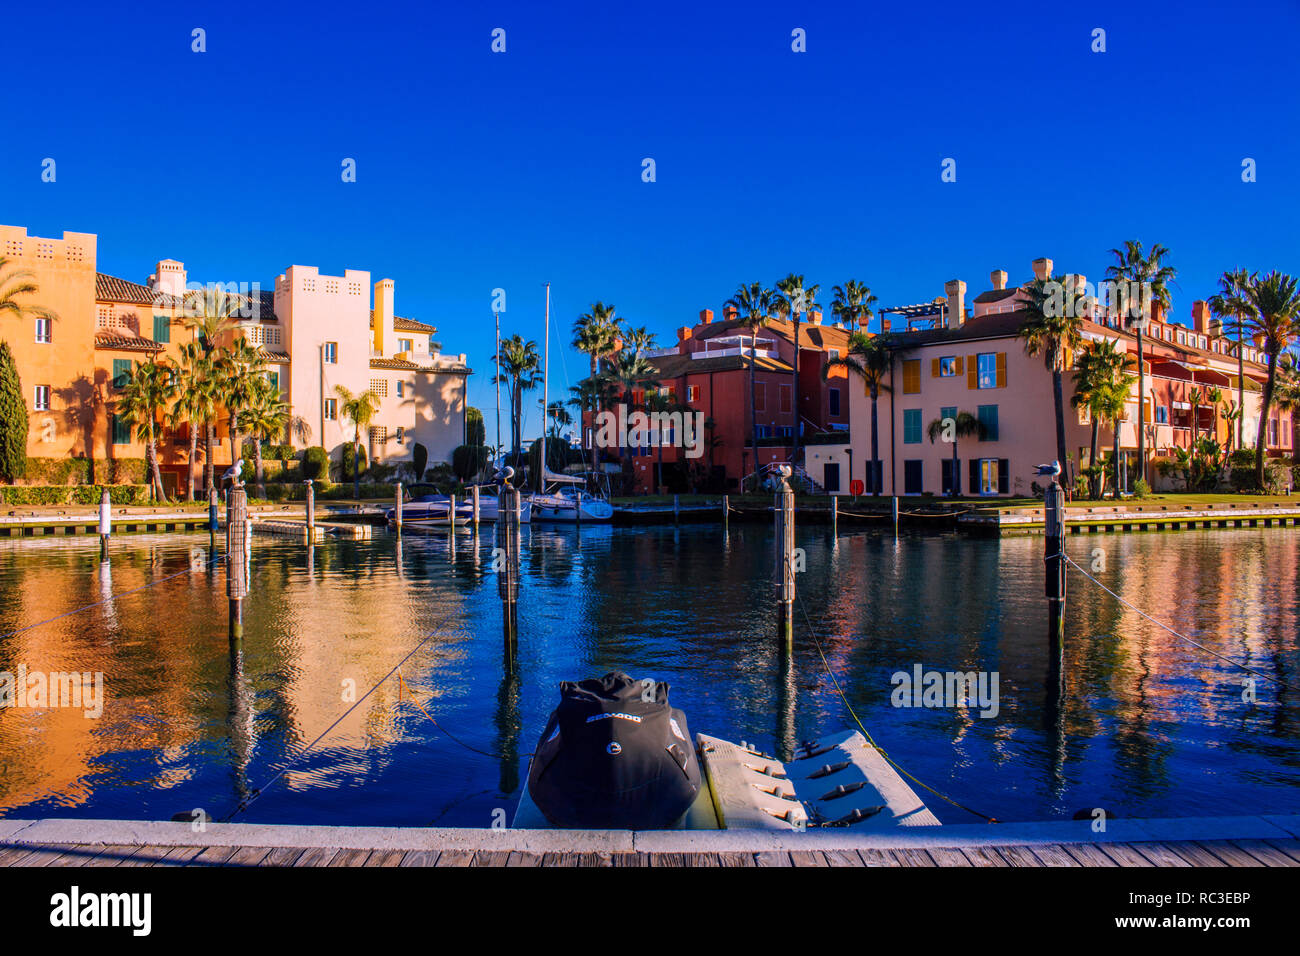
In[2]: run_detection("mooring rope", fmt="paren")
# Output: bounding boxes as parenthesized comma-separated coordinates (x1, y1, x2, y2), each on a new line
(0, 550, 227, 640)
(1056, 552, 1292, 689)
(794, 596, 1000, 824)
(397, 670, 514, 760)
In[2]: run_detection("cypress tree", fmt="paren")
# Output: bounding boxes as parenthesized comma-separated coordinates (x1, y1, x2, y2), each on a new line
(0, 341, 28, 482)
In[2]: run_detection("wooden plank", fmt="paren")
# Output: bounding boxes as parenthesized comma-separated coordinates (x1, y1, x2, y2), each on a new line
(506, 851, 544, 867)
(996, 846, 1046, 868)
(856, 848, 904, 867)
(822, 849, 866, 867)
(1028, 844, 1082, 867)
(436, 850, 476, 867)
(1194, 841, 1265, 867)
(1231, 840, 1300, 867)
(1131, 843, 1193, 867)
(262, 847, 306, 867)
(608, 852, 643, 867)
(290, 847, 339, 868)
(398, 850, 441, 868)
(118, 846, 177, 867)
(892, 847, 938, 867)
(366, 849, 407, 868)
(326, 848, 372, 868)
(754, 851, 793, 867)
(83, 844, 142, 867)
(154, 845, 206, 867)
(718, 851, 758, 867)
(472, 850, 513, 867)
(959, 846, 1009, 867)
(646, 852, 686, 867)
(12, 844, 78, 867)
(1264, 839, 1300, 864)
(683, 853, 720, 867)
(1097, 843, 1155, 867)
(790, 851, 829, 867)
(926, 847, 974, 867)
(0, 844, 42, 866)
(1162, 841, 1227, 867)
(1059, 843, 1119, 867)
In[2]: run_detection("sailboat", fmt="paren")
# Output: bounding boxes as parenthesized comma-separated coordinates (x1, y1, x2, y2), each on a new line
(528, 282, 613, 523)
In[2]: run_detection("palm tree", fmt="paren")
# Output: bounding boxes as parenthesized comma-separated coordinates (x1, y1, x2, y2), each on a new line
(644, 389, 685, 494)
(1188, 387, 1203, 444)
(334, 384, 381, 499)
(572, 303, 621, 445)
(824, 331, 893, 494)
(1094, 375, 1136, 499)
(1208, 269, 1256, 451)
(1204, 386, 1225, 448)
(493, 334, 542, 465)
(774, 273, 820, 469)
(117, 357, 176, 503)
(725, 282, 777, 487)
(600, 348, 660, 493)
(244, 374, 289, 498)
(1240, 271, 1300, 487)
(1071, 338, 1134, 498)
(830, 280, 877, 334)
(218, 336, 266, 459)
(1105, 241, 1178, 488)
(170, 342, 218, 501)
(623, 326, 656, 358)
(568, 377, 606, 473)
(927, 411, 986, 497)
(182, 286, 242, 494)
(1018, 271, 1087, 494)
(0, 257, 58, 327)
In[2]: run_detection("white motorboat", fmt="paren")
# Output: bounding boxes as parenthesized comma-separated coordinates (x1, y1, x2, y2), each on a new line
(528, 473, 614, 523)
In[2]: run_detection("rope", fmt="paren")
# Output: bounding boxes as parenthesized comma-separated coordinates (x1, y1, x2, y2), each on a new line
(0, 550, 227, 640)
(397, 670, 514, 760)
(1057, 553, 1292, 689)
(794, 596, 1000, 823)
(220, 619, 459, 821)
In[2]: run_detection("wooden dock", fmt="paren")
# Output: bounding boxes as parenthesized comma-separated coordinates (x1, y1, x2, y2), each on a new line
(3, 815, 1297, 867)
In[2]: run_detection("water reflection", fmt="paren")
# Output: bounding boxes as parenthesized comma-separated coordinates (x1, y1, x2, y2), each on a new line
(0, 525, 1296, 826)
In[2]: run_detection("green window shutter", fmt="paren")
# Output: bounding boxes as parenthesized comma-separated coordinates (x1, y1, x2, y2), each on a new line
(903, 409, 921, 444)
(978, 404, 998, 441)
(940, 405, 956, 423)
(268, 370, 279, 392)
(112, 359, 132, 390)
(110, 412, 130, 445)
(153, 314, 170, 343)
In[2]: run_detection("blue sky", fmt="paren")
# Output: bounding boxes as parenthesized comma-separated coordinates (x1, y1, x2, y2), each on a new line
(5, 0, 1298, 445)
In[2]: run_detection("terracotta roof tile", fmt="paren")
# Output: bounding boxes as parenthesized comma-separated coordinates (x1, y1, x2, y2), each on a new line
(95, 273, 185, 308)
(368, 310, 437, 334)
(94, 330, 165, 352)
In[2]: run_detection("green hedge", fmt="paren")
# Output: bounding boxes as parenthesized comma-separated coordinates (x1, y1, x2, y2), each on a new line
(1, 484, 150, 505)
(20, 457, 147, 486)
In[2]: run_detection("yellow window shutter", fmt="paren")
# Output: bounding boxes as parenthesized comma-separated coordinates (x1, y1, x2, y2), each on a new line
(931, 357, 940, 378)
(1143, 398, 1152, 423)
(967, 360, 978, 389)
(903, 359, 920, 393)
(996, 352, 1007, 388)
(954, 356, 963, 374)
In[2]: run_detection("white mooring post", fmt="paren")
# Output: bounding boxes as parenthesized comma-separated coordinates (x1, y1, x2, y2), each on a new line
(394, 481, 403, 535)
(497, 477, 520, 650)
(471, 484, 480, 527)
(774, 467, 795, 643)
(892, 495, 899, 535)
(448, 493, 457, 529)
(98, 487, 112, 556)
(304, 480, 315, 537)
(830, 495, 838, 536)
(227, 487, 249, 638)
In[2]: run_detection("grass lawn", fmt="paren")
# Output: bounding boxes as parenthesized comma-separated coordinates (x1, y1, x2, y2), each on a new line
(610, 491, 1298, 512)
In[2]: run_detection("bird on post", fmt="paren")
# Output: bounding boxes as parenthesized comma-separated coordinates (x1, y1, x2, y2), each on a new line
(221, 459, 245, 489)
(495, 466, 515, 489)
(1034, 461, 1062, 479)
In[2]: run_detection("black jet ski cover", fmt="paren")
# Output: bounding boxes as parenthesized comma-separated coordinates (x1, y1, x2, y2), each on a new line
(528, 672, 702, 829)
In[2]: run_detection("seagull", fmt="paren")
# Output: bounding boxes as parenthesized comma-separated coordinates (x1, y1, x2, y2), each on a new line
(221, 459, 244, 488)
(495, 465, 515, 487)
(1034, 461, 1062, 478)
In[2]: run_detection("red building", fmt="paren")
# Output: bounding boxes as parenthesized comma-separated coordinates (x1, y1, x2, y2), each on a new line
(596, 307, 853, 493)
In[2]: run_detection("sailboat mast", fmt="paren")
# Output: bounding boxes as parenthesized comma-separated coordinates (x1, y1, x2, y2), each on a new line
(494, 311, 501, 469)
(541, 282, 550, 492)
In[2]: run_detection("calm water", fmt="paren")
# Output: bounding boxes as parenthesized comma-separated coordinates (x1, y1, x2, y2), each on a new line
(1, 521, 1297, 827)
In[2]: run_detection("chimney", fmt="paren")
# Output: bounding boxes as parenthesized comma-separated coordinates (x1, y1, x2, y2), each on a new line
(1192, 300, 1210, 333)
(808, 310, 823, 326)
(990, 269, 1007, 291)
(1032, 257, 1053, 281)
(944, 279, 966, 329)
(374, 278, 395, 354)
(150, 259, 187, 298)
(699, 308, 714, 325)
(723, 305, 738, 322)
(677, 326, 693, 344)
(881, 316, 891, 332)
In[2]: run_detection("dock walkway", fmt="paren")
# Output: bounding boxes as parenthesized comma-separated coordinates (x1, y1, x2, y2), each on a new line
(3, 815, 1298, 867)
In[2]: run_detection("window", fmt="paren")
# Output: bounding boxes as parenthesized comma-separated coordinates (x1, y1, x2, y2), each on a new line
(827, 348, 840, 362)
(903, 460, 923, 494)
(754, 424, 772, 440)
(33, 385, 50, 410)
(112, 359, 132, 390)
(979, 459, 999, 495)
(938, 356, 959, 377)
(829, 388, 841, 417)
(686, 385, 699, 402)
(940, 405, 957, 426)
(1155, 405, 1169, 424)
(324, 342, 338, 364)
(940, 458, 959, 496)
(398, 338, 413, 353)
(903, 409, 921, 444)
(153, 314, 171, 343)
(779, 384, 791, 413)
(324, 398, 337, 420)
(396, 426, 405, 443)
(1270, 418, 1279, 445)
(902, 359, 921, 394)
(396, 381, 405, 398)
(976, 353, 997, 389)
(267, 370, 279, 392)
(977, 404, 999, 441)
(34, 317, 51, 343)
(823, 462, 840, 492)
(370, 379, 389, 398)
(110, 413, 130, 445)
(755, 383, 766, 411)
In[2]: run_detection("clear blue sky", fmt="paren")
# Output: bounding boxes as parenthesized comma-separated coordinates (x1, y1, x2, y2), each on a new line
(5, 0, 1298, 446)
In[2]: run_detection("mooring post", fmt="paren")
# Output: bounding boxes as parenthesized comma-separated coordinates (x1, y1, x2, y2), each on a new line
(576, 489, 583, 525)
(892, 495, 899, 535)
(830, 494, 838, 536)
(471, 484, 480, 527)
(722, 494, 729, 529)
(208, 487, 219, 534)
(673, 493, 680, 524)
(303, 479, 315, 540)
(448, 492, 457, 529)
(497, 476, 520, 652)
(98, 487, 111, 556)
(774, 467, 795, 643)
(394, 481, 403, 535)
(227, 487, 249, 637)
(1045, 480, 1067, 645)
